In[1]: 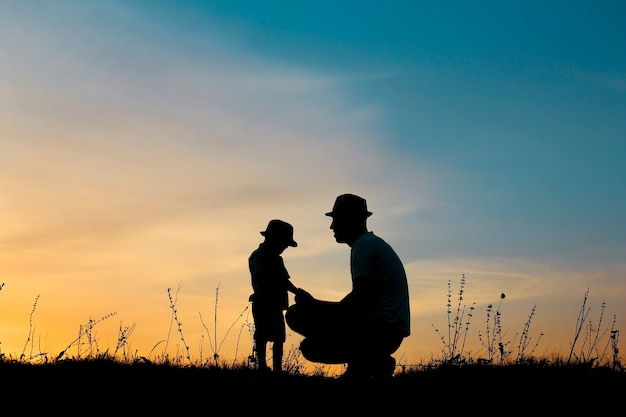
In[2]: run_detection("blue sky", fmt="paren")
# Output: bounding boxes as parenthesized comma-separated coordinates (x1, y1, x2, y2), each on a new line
(168, 0, 626, 261)
(1, 1, 624, 368)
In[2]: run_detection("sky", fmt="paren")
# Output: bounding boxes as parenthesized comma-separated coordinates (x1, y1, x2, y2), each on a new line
(1, 1, 624, 372)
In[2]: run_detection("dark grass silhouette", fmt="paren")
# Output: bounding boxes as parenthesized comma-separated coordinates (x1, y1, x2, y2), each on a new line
(0, 357, 623, 413)
(1, 277, 623, 412)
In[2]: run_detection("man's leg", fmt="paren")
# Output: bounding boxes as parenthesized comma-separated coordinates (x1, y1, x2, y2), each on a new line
(298, 336, 352, 364)
(286, 299, 354, 364)
(344, 326, 404, 379)
(285, 299, 343, 338)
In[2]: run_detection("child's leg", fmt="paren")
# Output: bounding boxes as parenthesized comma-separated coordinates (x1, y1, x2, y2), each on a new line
(255, 340, 269, 370)
(272, 342, 284, 372)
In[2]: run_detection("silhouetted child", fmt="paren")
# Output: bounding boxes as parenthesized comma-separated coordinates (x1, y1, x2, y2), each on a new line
(249, 219, 304, 372)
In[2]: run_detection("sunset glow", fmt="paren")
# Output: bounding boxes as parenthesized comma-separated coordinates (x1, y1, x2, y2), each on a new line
(1, 1, 624, 370)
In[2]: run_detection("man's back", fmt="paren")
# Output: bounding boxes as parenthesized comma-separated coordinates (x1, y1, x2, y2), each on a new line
(351, 231, 410, 337)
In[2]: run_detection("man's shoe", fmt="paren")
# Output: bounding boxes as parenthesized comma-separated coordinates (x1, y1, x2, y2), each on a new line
(338, 363, 370, 382)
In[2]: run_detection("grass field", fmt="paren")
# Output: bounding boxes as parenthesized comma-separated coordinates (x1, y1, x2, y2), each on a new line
(2, 277, 623, 412)
(0, 357, 623, 413)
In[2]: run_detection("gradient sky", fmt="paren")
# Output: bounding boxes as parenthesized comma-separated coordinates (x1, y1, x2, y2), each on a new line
(1, 1, 624, 372)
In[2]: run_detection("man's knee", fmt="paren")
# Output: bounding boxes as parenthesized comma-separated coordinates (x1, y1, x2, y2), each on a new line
(285, 304, 303, 333)
(298, 338, 313, 360)
(286, 303, 320, 336)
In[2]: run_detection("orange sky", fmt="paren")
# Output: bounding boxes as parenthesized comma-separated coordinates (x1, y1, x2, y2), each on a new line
(1, 2, 624, 372)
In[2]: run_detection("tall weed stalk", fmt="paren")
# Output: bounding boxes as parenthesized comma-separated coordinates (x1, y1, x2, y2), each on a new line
(20, 294, 40, 361)
(568, 288, 621, 369)
(55, 312, 117, 361)
(165, 282, 192, 365)
(478, 293, 508, 364)
(199, 283, 250, 365)
(432, 274, 476, 364)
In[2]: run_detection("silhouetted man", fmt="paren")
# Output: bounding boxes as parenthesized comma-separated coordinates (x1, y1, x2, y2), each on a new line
(286, 194, 410, 380)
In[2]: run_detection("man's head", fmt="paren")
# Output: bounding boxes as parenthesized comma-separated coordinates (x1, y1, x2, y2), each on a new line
(260, 219, 297, 249)
(325, 194, 373, 219)
(325, 194, 371, 245)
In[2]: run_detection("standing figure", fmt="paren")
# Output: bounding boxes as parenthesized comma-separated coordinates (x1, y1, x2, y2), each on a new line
(249, 219, 302, 373)
(286, 194, 410, 380)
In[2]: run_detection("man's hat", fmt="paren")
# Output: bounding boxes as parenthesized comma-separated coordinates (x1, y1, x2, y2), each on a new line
(325, 194, 373, 218)
(260, 219, 298, 247)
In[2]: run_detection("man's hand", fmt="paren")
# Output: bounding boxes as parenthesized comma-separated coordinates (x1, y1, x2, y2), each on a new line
(294, 288, 314, 304)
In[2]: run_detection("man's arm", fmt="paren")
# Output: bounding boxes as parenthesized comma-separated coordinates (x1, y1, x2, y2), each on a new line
(341, 274, 376, 312)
